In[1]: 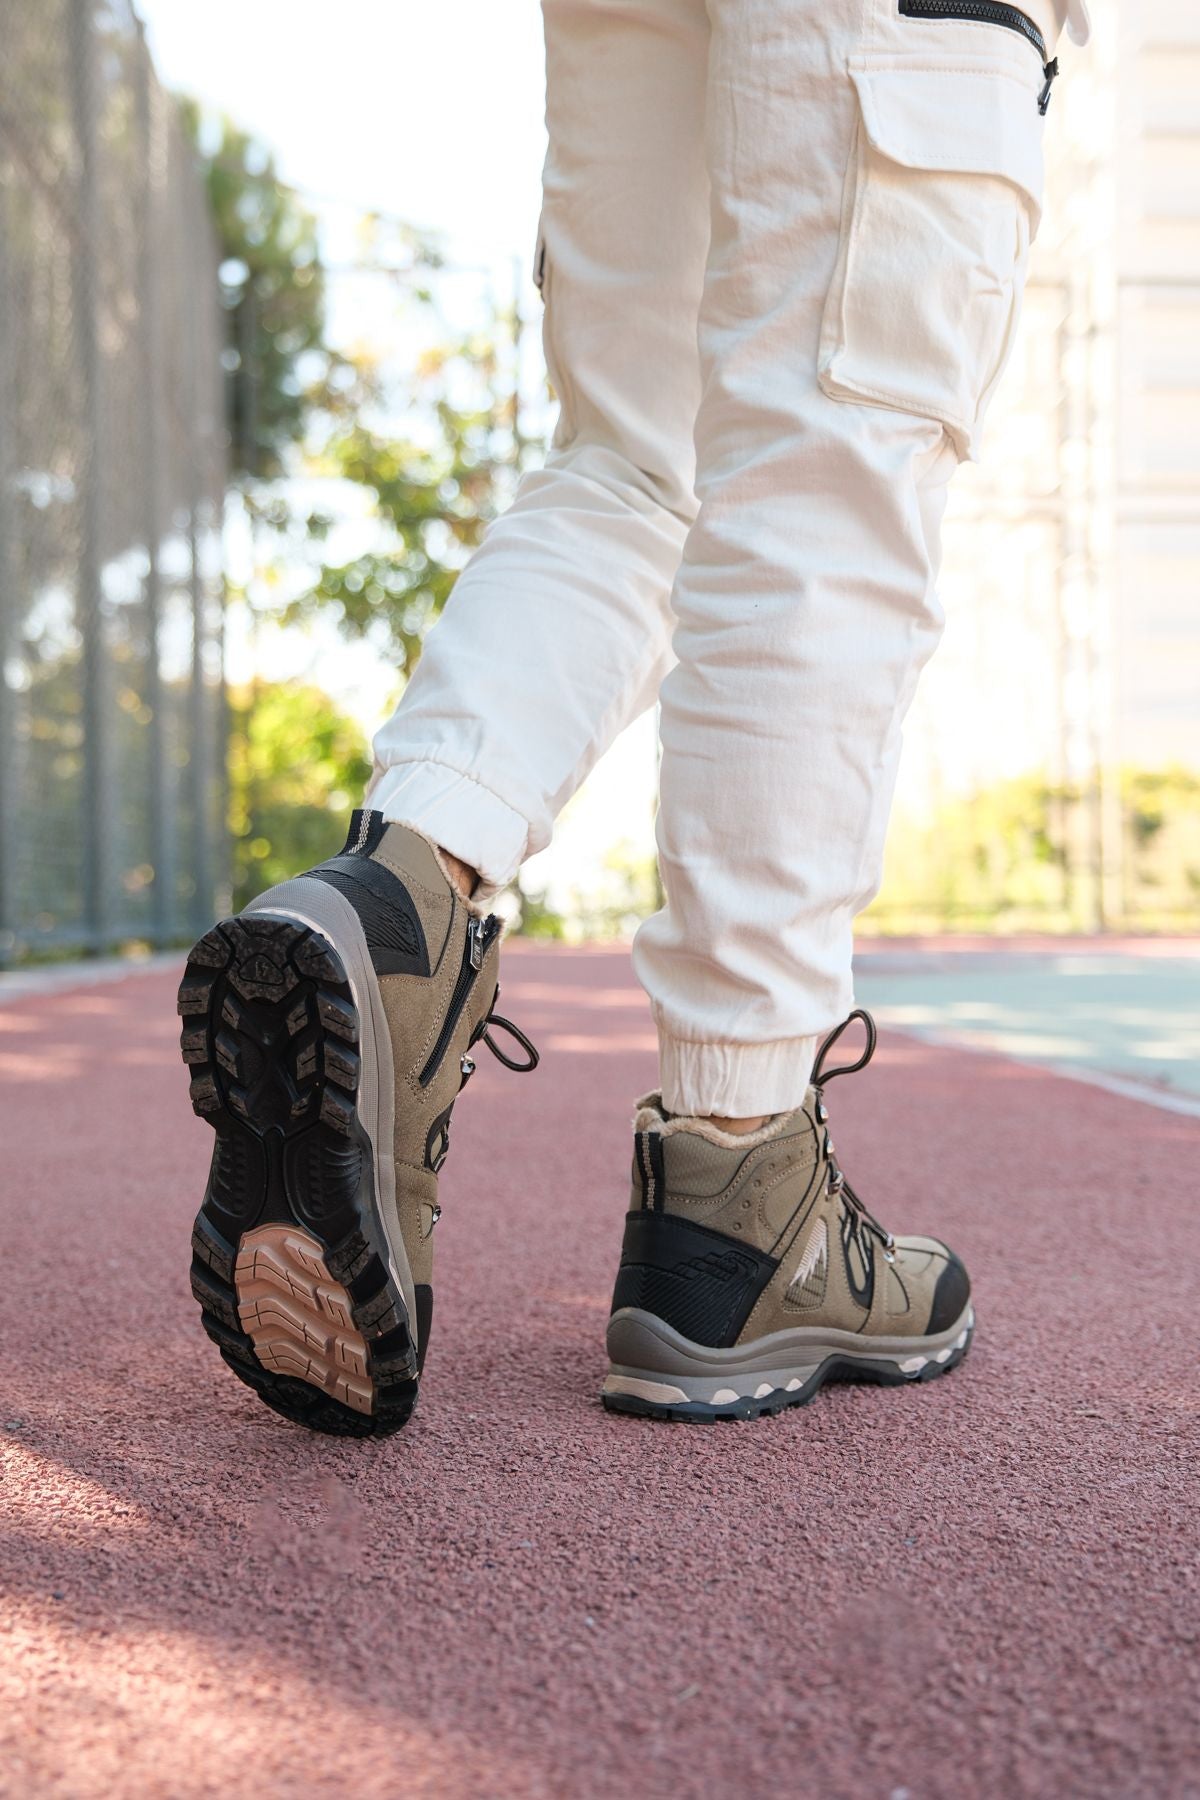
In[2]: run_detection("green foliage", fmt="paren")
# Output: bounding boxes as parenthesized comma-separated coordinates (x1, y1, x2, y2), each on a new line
(181, 103, 327, 481)
(289, 327, 526, 676)
(6, 624, 220, 948)
(514, 885, 568, 940)
(184, 101, 528, 671)
(227, 682, 372, 908)
(1121, 767, 1200, 909)
(1124, 765, 1200, 847)
(865, 766, 1200, 933)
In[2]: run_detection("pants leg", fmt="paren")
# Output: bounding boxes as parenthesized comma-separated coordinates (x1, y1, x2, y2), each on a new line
(637, 0, 1054, 1115)
(370, 0, 711, 894)
(374, 0, 1057, 1121)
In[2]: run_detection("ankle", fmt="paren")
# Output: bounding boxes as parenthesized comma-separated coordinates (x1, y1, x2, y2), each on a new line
(439, 847, 479, 901)
(695, 1112, 770, 1136)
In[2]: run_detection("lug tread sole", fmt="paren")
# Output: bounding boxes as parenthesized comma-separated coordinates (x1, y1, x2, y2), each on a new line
(601, 1324, 974, 1423)
(179, 913, 417, 1438)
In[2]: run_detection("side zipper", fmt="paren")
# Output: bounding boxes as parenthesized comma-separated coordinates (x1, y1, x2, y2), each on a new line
(418, 914, 498, 1088)
(897, 0, 1059, 112)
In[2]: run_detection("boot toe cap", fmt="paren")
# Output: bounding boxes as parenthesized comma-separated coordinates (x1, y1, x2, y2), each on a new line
(926, 1247, 971, 1335)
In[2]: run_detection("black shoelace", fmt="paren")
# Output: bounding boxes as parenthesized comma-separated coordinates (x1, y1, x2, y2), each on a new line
(470, 989, 540, 1074)
(478, 1008, 539, 1072)
(812, 1009, 895, 1265)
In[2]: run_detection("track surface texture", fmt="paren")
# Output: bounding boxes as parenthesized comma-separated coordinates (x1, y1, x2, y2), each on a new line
(1, 943, 1197, 1800)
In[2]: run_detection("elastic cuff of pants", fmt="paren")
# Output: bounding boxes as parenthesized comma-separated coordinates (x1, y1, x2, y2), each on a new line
(657, 1030, 820, 1119)
(367, 760, 529, 897)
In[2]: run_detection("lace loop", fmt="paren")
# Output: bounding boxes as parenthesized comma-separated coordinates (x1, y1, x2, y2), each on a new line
(480, 1010, 540, 1074)
(812, 1007, 877, 1088)
(813, 1008, 892, 1251)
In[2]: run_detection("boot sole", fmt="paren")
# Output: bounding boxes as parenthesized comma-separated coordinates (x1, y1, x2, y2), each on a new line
(179, 911, 418, 1438)
(601, 1306, 974, 1422)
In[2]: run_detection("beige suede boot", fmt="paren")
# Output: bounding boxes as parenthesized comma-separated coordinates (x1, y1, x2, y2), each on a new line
(178, 809, 537, 1437)
(602, 1011, 971, 1421)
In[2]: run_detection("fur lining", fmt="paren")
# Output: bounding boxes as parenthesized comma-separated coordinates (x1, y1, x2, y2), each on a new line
(631, 1091, 796, 1151)
(632, 1091, 665, 1132)
(429, 840, 493, 916)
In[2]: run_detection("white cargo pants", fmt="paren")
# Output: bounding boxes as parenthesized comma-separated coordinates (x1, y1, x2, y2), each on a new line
(371, 0, 1087, 1117)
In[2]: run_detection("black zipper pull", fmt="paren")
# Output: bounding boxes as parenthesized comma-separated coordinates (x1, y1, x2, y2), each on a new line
(1038, 56, 1058, 114)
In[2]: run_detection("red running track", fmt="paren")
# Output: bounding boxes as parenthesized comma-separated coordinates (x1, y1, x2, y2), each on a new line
(1, 945, 1197, 1799)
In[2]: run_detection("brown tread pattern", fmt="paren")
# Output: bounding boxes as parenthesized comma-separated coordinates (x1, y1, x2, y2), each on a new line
(235, 1226, 373, 1415)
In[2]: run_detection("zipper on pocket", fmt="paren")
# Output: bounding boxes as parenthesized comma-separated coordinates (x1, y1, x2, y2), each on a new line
(897, 0, 1059, 112)
(418, 914, 496, 1087)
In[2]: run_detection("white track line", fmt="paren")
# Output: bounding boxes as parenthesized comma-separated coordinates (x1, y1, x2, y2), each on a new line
(881, 1020, 1200, 1120)
(0, 953, 182, 1003)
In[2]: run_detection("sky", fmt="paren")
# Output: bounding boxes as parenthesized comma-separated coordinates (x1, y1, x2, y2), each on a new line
(137, 0, 656, 915)
(139, 0, 548, 265)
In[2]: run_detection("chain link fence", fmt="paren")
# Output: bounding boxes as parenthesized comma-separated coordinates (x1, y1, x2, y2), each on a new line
(0, 0, 226, 965)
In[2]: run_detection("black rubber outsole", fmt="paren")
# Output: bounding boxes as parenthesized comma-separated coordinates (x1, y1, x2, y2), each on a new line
(179, 912, 418, 1438)
(601, 1324, 974, 1422)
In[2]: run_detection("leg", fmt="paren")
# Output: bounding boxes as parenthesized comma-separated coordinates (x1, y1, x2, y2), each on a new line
(175, 0, 717, 1440)
(604, 3, 1061, 1416)
(635, 0, 1052, 1116)
(370, 0, 712, 893)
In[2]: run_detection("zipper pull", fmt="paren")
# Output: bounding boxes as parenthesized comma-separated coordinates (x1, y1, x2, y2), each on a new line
(1038, 56, 1058, 115)
(467, 915, 484, 971)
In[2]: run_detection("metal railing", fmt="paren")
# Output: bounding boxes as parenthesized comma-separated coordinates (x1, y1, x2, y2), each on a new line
(0, 0, 226, 964)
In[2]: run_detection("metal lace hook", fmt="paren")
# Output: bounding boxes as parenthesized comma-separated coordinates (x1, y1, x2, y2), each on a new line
(812, 1008, 877, 1088)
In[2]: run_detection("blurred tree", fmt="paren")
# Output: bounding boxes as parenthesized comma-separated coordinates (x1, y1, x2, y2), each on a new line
(182, 104, 539, 902)
(862, 766, 1200, 934)
(184, 107, 523, 666)
(288, 320, 528, 676)
(514, 886, 568, 940)
(226, 682, 372, 908)
(181, 103, 328, 481)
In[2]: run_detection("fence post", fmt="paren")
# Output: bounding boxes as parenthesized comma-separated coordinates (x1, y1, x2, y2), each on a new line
(187, 513, 210, 937)
(135, 23, 172, 948)
(185, 175, 211, 937)
(68, 0, 110, 954)
(0, 170, 15, 965)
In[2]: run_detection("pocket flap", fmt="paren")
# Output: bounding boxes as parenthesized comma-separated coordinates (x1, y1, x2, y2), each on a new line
(849, 60, 1044, 222)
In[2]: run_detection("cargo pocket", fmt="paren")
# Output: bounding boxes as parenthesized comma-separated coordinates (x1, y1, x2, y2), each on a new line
(533, 215, 577, 448)
(818, 59, 1045, 461)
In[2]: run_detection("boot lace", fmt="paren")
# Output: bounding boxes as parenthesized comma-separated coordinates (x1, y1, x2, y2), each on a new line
(429, 992, 538, 1195)
(465, 986, 540, 1076)
(477, 1000, 539, 1073)
(812, 1008, 895, 1266)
